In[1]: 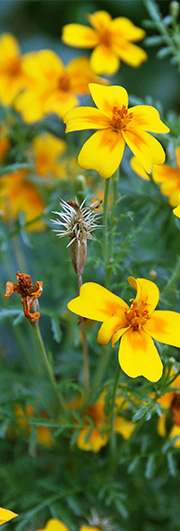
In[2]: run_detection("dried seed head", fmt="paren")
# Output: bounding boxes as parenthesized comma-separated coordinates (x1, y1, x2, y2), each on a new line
(83, 509, 114, 531)
(51, 198, 102, 275)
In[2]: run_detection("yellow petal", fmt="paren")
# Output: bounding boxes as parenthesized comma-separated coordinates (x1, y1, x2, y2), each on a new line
(89, 83, 128, 117)
(130, 105, 170, 133)
(118, 327, 163, 382)
(169, 425, 180, 447)
(157, 412, 167, 437)
(90, 44, 120, 75)
(88, 11, 112, 30)
(68, 282, 128, 322)
(44, 91, 79, 119)
(122, 128, 166, 173)
(77, 427, 108, 452)
(153, 164, 180, 183)
(37, 520, 69, 531)
(128, 277, 159, 314)
(15, 90, 44, 123)
(80, 528, 100, 531)
(112, 326, 130, 347)
(130, 156, 150, 180)
(22, 50, 64, 83)
(0, 507, 18, 525)
(97, 315, 127, 345)
(64, 106, 109, 133)
(144, 310, 180, 347)
(113, 41, 147, 66)
(173, 204, 180, 217)
(66, 56, 109, 93)
(0, 33, 20, 62)
(62, 24, 98, 48)
(115, 416, 135, 439)
(111, 17, 146, 41)
(78, 128, 125, 179)
(176, 146, 180, 169)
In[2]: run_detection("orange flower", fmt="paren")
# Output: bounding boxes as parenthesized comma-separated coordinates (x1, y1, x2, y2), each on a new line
(62, 10, 147, 75)
(0, 507, 18, 525)
(4, 271, 43, 323)
(15, 51, 108, 122)
(64, 84, 169, 178)
(37, 519, 69, 531)
(157, 372, 180, 447)
(14, 404, 53, 448)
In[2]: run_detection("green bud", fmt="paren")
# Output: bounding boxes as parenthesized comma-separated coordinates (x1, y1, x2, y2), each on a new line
(170, 1, 179, 18)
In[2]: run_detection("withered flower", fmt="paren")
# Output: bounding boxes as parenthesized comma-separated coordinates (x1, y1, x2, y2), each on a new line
(4, 271, 43, 323)
(51, 198, 101, 276)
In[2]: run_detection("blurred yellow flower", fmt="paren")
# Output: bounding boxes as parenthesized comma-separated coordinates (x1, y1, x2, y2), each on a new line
(37, 520, 69, 531)
(68, 277, 180, 382)
(69, 390, 134, 453)
(32, 133, 67, 178)
(62, 10, 147, 75)
(0, 507, 18, 525)
(15, 51, 108, 122)
(131, 147, 180, 208)
(0, 33, 30, 105)
(64, 84, 169, 178)
(157, 372, 180, 448)
(14, 404, 53, 448)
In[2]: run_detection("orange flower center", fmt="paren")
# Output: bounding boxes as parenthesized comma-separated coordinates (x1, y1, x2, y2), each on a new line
(111, 105, 133, 132)
(7, 57, 22, 76)
(125, 299, 150, 331)
(171, 392, 180, 427)
(58, 72, 71, 92)
(98, 27, 112, 46)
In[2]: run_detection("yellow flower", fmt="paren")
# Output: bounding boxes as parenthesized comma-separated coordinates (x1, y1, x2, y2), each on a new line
(64, 84, 169, 179)
(157, 372, 180, 448)
(62, 10, 147, 75)
(69, 390, 134, 453)
(68, 277, 180, 382)
(131, 148, 180, 208)
(0, 169, 45, 231)
(0, 507, 18, 525)
(37, 520, 69, 531)
(15, 51, 108, 122)
(32, 133, 67, 178)
(0, 33, 29, 105)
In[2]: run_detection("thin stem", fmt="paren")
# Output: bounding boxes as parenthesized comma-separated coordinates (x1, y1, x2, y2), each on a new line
(32, 322, 67, 414)
(109, 364, 121, 457)
(103, 178, 110, 285)
(77, 271, 90, 389)
(106, 167, 119, 287)
(92, 345, 112, 394)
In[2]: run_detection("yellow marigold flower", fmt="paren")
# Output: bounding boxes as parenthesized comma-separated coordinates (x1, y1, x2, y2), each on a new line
(0, 169, 45, 231)
(68, 277, 180, 382)
(37, 520, 69, 531)
(32, 133, 67, 178)
(69, 390, 134, 453)
(0, 33, 29, 105)
(62, 11, 147, 75)
(131, 147, 180, 209)
(15, 51, 108, 122)
(0, 507, 18, 525)
(157, 371, 180, 447)
(64, 84, 169, 179)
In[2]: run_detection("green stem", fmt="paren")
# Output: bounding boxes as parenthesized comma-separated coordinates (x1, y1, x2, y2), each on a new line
(92, 345, 112, 394)
(103, 178, 110, 285)
(77, 271, 90, 390)
(162, 255, 180, 297)
(32, 323, 67, 414)
(106, 167, 119, 287)
(109, 364, 121, 457)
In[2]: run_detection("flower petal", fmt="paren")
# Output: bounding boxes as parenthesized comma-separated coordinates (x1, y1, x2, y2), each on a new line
(62, 24, 98, 48)
(130, 105, 170, 133)
(176, 146, 180, 169)
(113, 41, 147, 66)
(90, 44, 120, 75)
(97, 315, 127, 345)
(157, 412, 167, 437)
(122, 128, 166, 173)
(44, 91, 79, 119)
(89, 83, 128, 117)
(173, 204, 180, 217)
(111, 17, 146, 41)
(0, 33, 20, 61)
(112, 326, 130, 347)
(68, 282, 128, 322)
(118, 327, 163, 382)
(169, 425, 180, 447)
(38, 520, 69, 531)
(88, 11, 112, 31)
(78, 128, 125, 178)
(77, 427, 108, 453)
(64, 106, 109, 133)
(0, 507, 18, 525)
(115, 416, 135, 439)
(130, 156, 150, 180)
(128, 277, 159, 314)
(144, 310, 180, 348)
(66, 56, 109, 93)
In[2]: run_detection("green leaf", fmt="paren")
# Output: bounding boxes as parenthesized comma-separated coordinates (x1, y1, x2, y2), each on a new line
(157, 47, 171, 58)
(145, 455, 155, 479)
(51, 317, 62, 343)
(167, 452, 177, 477)
(144, 36, 164, 46)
